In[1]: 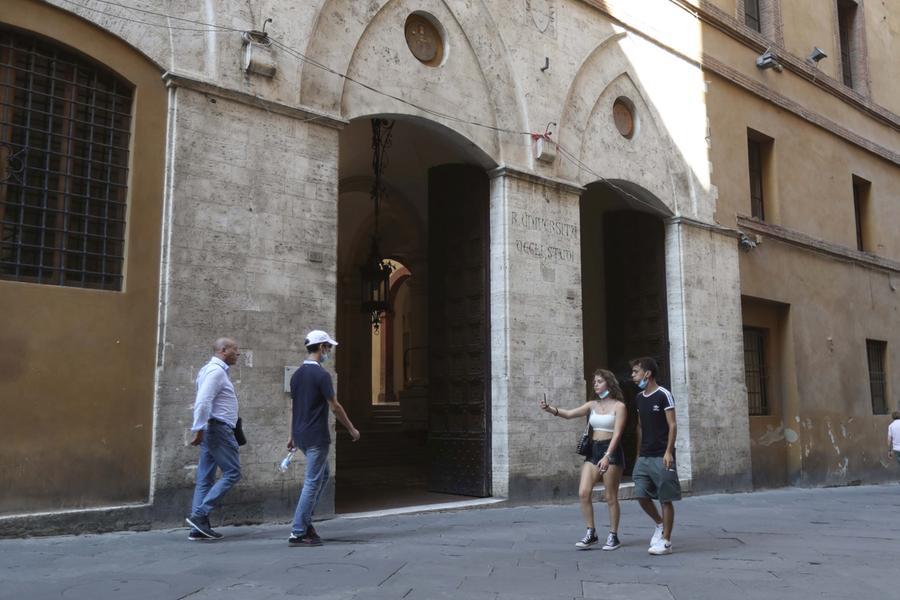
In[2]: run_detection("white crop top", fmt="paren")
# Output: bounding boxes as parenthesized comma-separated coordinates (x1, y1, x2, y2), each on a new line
(589, 408, 616, 432)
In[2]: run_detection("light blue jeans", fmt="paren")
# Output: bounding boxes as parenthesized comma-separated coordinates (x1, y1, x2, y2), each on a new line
(191, 420, 242, 518)
(291, 444, 330, 536)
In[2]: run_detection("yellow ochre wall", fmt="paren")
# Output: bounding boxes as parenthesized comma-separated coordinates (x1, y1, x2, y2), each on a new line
(0, 0, 166, 514)
(707, 37, 900, 485)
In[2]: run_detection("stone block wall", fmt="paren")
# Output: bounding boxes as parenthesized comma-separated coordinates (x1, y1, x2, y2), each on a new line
(151, 86, 342, 525)
(489, 169, 587, 502)
(665, 220, 752, 491)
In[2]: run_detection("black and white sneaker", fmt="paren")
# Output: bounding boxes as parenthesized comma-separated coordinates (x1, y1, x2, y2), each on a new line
(185, 515, 223, 540)
(602, 532, 621, 551)
(575, 528, 599, 549)
(187, 529, 208, 541)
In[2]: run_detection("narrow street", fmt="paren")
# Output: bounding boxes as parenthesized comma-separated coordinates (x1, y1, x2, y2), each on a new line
(2, 484, 898, 599)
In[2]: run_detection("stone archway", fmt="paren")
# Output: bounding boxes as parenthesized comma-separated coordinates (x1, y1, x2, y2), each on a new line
(335, 115, 497, 512)
(299, 0, 530, 166)
(580, 180, 673, 475)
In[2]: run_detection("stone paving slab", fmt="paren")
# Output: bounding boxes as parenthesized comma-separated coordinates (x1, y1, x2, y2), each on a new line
(1, 485, 899, 599)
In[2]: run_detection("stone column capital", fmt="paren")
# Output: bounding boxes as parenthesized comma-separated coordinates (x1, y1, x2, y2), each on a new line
(488, 165, 585, 197)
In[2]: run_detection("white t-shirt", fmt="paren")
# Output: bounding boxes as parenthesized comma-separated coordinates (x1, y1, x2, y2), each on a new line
(889, 420, 900, 452)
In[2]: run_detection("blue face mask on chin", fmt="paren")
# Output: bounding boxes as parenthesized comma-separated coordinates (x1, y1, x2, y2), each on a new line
(637, 377, 649, 390)
(598, 390, 610, 399)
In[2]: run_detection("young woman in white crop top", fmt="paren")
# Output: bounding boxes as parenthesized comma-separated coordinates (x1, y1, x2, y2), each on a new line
(539, 368, 627, 551)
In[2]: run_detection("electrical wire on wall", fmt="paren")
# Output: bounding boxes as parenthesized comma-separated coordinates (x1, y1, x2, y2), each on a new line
(51, 0, 688, 214)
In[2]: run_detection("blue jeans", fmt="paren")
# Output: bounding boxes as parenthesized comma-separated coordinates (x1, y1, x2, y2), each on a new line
(291, 444, 330, 536)
(191, 420, 242, 518)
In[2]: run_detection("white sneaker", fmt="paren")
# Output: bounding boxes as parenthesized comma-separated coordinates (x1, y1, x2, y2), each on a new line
(650, 523, 664, 546)
(648, 539, 672, 555)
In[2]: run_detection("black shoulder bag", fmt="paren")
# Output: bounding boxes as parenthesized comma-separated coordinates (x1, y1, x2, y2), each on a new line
(575, 415, 592, 457)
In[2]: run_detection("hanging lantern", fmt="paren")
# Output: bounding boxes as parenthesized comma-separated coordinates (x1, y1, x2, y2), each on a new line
(360, 238, 393, 332)
(359, 118, 395, 333)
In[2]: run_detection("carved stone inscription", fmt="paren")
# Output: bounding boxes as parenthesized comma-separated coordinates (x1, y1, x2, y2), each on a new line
(511, 211, 577, 264)
(511, 211, 578, 238)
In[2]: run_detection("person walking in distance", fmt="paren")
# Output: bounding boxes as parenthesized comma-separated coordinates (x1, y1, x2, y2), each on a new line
(540, 369, 628, 551)
(288, 330, 360, 547)
(186, 338, 243, 541)
(888, 411, 900, 472)
(630, 357, 682, 555)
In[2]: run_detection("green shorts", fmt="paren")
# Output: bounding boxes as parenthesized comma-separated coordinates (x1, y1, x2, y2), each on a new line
(632, 456, 682, 502)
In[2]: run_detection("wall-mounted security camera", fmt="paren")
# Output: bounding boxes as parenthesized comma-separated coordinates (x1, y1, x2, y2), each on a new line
(739, 233, 759, 251)
(756, 50, 783, 72)
(806, 47, 827, 65)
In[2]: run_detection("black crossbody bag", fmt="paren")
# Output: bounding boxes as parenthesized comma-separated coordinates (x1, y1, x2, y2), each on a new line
(575, 415, 592, 456)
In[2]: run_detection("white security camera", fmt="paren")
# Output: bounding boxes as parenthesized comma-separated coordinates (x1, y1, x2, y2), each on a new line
(756, 51, 783, 72)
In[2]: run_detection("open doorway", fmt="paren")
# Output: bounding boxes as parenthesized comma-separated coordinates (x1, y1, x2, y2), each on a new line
(581, 181, 670, 474)
(335, 117, 494, 513)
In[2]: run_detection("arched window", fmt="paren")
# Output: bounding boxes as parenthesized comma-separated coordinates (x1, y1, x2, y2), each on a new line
(0, 26, 132, 290)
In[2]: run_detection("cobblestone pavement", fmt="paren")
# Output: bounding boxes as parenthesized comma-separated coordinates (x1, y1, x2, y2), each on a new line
(1, 484, 899, 599)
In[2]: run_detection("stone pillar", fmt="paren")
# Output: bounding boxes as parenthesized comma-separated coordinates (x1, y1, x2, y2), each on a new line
(664, 218, 752, 492)
(152, 79, 344, 526)
(488, 167, 586, 501)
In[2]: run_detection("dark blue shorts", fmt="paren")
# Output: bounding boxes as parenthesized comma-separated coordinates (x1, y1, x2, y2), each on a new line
(585, 438, 626, 470)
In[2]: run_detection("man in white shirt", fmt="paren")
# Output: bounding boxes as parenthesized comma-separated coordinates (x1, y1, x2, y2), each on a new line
(186, 338, 242, 540)
(888, 411, 900, 468)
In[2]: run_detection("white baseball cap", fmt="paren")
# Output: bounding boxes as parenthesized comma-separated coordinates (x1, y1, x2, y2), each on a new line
(305, 330, 338, 347)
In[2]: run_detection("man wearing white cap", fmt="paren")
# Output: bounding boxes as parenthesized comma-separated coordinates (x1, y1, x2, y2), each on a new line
(287, 330, 360, 546)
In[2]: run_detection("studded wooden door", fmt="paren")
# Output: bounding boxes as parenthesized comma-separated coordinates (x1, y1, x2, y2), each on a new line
(604, 211, 669, 384)
(426, 164, 491, 497)
(604, 211, 669, 474)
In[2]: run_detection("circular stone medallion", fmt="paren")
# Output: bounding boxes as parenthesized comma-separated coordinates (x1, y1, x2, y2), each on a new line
(405, 14, 443, 66)
(613, 98, 635, 139)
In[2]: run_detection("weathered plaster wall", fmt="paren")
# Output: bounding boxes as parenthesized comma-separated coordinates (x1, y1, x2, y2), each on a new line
(742, 297, 793, 489)
(709, 56, 900, 487)
(708, 75, 900, 262)
(0, 0, 167, 516)
(739, 238, 900, 487)
(863, 0, 900, 115)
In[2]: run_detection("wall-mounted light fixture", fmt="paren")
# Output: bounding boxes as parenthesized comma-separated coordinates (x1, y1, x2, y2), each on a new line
(241, 18, 276, 78)
(756, 50, 783, 72)
(806, 47, 827, 65)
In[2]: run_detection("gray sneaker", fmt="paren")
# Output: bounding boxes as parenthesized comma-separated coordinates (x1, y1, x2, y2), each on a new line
(575, 529, 598, 550)
(602, 532, 621, 550)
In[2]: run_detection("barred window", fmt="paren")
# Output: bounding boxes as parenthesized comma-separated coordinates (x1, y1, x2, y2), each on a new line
(0, 26, 132, 291)
(743, 327, 769, 416)
(866, 339, 887, 415)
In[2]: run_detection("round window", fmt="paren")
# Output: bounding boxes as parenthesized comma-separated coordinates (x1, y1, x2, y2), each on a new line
(405, 14, 444, 67)
(613, 98, 635, 139)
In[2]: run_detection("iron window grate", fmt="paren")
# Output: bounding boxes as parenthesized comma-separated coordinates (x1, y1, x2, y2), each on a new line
(1, 26, 132, 291)
(866, 339, 887, 415)
(743, 327, 769, 416)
